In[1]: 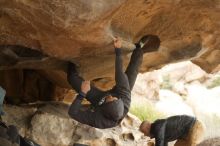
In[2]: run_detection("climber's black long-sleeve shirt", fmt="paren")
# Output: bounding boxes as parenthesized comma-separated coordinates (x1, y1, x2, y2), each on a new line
(150, 115, 196, 146)
(68, 48, 131, 129)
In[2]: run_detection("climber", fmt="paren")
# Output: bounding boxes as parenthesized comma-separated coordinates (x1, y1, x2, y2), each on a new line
(67, 35, 160, 129)
(139, 115, 205, 146)
(0, 86, 20, 146)
(0, 86, 5, 117)
(0, 86, 40, 146)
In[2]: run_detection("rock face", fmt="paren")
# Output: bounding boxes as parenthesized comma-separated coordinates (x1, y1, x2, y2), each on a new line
(0, 0, 220, 101)
(2, 103, 150, 146)
(198, 137, 220, 146)
(132, 61, 208, 101)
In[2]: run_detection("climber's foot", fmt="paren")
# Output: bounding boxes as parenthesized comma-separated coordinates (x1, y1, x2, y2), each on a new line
(137, 35, 161, 53)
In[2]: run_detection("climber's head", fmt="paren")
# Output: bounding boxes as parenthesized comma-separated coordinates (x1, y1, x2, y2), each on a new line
(139, 120, 152, 137)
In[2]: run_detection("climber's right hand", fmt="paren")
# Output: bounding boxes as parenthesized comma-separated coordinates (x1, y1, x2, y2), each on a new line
(81, 81, 91, 95)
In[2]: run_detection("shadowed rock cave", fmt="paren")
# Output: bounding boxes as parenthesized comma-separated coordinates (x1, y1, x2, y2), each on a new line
(1, 0, 220, 146)
(0, 45, 69, 104)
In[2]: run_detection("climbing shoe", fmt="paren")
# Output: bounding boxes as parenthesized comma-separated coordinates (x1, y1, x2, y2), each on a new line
(137, 35, 160, 53)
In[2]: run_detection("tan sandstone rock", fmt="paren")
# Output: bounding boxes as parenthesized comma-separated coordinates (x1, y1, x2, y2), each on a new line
(0, 0, 220, 102)
(2, 103, 151, 146)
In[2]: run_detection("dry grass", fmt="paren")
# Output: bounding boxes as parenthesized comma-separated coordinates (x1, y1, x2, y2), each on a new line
(129, 101, 165, 122)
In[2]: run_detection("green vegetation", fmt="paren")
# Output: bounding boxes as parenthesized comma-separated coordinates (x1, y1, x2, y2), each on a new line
(160, 75, 173, 90)
(129, 101, 165, 122)
(181, 95, 188, 101)
(211, 114, 220, 126)
(208, 76, 220, 89)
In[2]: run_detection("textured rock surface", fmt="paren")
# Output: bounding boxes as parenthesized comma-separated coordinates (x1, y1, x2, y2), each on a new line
(132, 61, 208, 101)
(0, 0, 220, 101)
(2, 103, 151, 146)
(0, 69, 71, 103)
(198, 137, 220, 146)
(0, 0, 220, 69)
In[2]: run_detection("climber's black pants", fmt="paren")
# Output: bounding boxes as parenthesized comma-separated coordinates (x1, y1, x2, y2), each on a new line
(67, 47, 143, 106)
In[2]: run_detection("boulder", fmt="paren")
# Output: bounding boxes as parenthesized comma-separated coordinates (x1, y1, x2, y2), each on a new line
(2, 103, 151, 146)
(198, 137, 220, 146)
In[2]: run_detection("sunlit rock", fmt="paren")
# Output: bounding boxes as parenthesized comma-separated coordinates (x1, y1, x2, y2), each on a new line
(1, 0, 220, 101)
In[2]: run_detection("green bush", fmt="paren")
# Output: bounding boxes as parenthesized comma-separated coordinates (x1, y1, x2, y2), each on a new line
(211, 114, 220, 125)
(129, 101, 165, 122)
(208, 76, 220, 88)
(160, 75, 173, 90)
